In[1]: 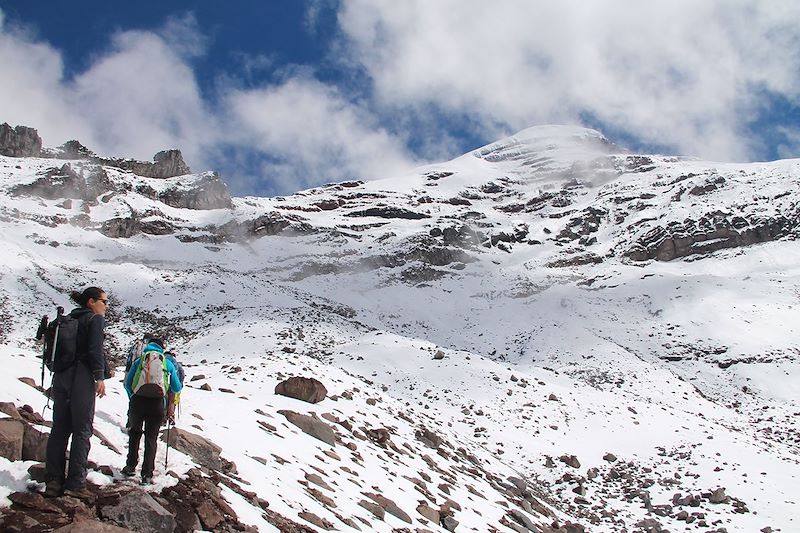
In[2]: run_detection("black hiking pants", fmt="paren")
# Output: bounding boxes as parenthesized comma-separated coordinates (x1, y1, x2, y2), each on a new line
(45, 363, 96, 490)
(126, 396, 165, 477)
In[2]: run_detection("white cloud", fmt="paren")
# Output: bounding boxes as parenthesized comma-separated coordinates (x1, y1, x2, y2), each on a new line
(336, 0, 800, 161)
(224, 75, 417, 192)
(0, 13, 213, 165)
(4, 2, 799, 196)
(0, 9, 417, 194)
(776, 126, 800, 160)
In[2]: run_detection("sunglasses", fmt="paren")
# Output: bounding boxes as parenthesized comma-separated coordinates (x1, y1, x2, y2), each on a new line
(96, 299, 109, 304)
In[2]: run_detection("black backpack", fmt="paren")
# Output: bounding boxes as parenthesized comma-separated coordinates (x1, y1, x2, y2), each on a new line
(38, 307, 81, 373)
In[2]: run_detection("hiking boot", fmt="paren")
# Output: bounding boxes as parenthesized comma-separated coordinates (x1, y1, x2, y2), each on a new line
(63, 486, 94, 501)
(121, 465, 136, 477)
(44, 479, 63, 498)
(141, 475, 153, 485)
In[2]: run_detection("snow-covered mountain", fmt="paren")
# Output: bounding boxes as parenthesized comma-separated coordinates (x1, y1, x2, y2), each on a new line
(0, 123, 798, 532)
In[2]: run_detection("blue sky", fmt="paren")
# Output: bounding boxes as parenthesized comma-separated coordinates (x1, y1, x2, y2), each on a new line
(1, 1, 799, 196)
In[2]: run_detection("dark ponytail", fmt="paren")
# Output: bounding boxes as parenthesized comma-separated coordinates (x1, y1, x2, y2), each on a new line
(70, 286, 105, 308)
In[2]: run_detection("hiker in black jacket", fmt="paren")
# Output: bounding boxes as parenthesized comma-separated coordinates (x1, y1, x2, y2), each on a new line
(44, 287, 110, 498)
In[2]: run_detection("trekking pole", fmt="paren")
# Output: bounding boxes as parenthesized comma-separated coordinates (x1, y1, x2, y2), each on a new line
(164, 418, 172, 470)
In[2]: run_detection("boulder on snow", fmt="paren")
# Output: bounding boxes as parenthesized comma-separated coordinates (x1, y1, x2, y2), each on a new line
(363, 492, 412, 523)
(417, 503, 440, 524)
(559, 454, 581, 469)
(275, 376, 328, 404)
(161, 427, 223, 470)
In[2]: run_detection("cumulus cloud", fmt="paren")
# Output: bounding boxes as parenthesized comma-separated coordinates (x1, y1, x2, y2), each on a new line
(776, 126, 800, 160)
(3, 2, 799, 196)
(0, 9, 417, 194)
(0, 13, 213, 165)
(336, 0, 800, 161)
(223, 75, 417, 192)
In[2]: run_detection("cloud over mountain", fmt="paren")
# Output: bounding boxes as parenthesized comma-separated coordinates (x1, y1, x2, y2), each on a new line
(2, 1, 800, 195)
(337, 0, 800, 162)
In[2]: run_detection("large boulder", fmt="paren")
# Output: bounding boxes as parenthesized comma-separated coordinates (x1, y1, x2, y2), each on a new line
(161, 428, 223, 470)
(100, 489, 176, 533)
(275, 377, 328, 404)
(0, 123, 42, 157)
(0, 419, 25, 461)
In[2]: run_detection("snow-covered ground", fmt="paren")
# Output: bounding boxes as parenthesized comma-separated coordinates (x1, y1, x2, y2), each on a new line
(1, 126, 798, 532)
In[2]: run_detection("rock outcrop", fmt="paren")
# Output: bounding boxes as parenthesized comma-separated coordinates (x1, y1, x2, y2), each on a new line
(626, 212, 798, 261)
(102, 149, 191, 179)
(0, 470, 260, 533)
(11, 164, 114, 201)
(158, 172, 232, 210)
(0, 123, 42, 157)
(136, 149, 191, 178)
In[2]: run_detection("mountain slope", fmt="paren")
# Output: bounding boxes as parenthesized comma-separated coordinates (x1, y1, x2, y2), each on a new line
(0, 125, 798, 532)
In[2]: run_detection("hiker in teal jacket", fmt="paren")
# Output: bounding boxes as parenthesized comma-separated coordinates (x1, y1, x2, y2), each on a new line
(122, 339, 182, 484)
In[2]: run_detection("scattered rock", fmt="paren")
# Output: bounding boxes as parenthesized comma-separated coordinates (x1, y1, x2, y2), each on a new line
(709, 487, 730, 504)
(417, 503, 440, 523)
(359, 499, 385, 520)
(415, 426, 443, 449)
(559, 455, 581, 469)
(298, 511, 335, 530)
(363, 492, 412, 523)
(278, 410, 337, 446)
